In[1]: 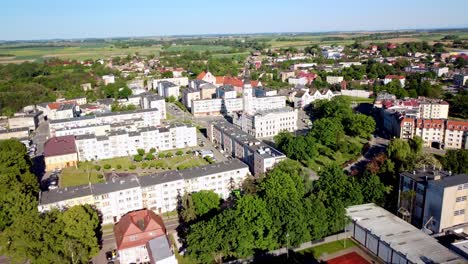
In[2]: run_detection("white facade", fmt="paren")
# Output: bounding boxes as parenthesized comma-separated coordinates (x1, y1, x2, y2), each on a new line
(420, 102, 449, 119)
(288, 77, 308, 86)
(293, 89, 336, 109)
(252, 96, 286, 112)
(433, 67, 448, 77)
(191, 99, 223, 117)
(326, 76, 344, 85)
(234, 107, 298, 138)
(102, 74, 115, 85)
(151, 77, 188, 89)
(158, 82, 180, 98)
(38, 160, 250, 224)
(223, 98, 244, 113)
(75, 125, 197, 161)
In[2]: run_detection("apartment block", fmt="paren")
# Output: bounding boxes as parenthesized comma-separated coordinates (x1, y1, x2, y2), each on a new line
(398, 169, 468, 234)
(233, 107, 298, 138)
(75, 124, 197, 161)
(38, 160, 250, 224)
(208, 120, 286, 176)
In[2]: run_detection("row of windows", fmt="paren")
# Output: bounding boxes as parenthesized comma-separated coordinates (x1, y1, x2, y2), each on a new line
(457, 183, 468, 190)
(456, 196, 467, 202)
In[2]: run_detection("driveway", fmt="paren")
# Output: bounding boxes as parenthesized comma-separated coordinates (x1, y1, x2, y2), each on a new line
(344, 136, 389, 172)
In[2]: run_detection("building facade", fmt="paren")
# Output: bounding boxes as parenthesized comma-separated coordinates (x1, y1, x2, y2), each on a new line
(233, 107, 298, 138)
(38, 160, 250, 224)
(44, 136, 78, 171)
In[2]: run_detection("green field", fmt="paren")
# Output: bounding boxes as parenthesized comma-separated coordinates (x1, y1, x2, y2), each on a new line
(60, 153, 209, 187)
(341, 95, 375, 103)
(298, 239, 357, 258)
(0, 43, 163, 62)
(164, 44, 233, 52)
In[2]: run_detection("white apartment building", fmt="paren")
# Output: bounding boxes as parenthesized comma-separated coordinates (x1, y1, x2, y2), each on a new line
(445, 120, 468, 150)
(326, 76, 344, 85)
(182, 88, 201, 109)
(420, 100, 449, 119)
(151, 77, 189, 89)
(384, 75, 406, 87)
(38, 159, 250, 224)
(157, 81, 180, 98)
(223, 98, 244, 113)
(288, 77, 308, 86)
(191, 99, 223, 117)
(233, 107, 298, 138)
(75, 124, 197, 161)
(93, 176, 143, 224)
(414, 119, 445, 147)
(102, 74, 115, 85)
(252, 96, 286, 112)
(49, 108, 162, 135)
(140, 92, 166, 119)
(293, 88, 336, 109)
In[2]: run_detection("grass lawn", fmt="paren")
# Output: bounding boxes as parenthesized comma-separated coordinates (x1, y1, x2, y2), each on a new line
(298, 239, 356, 258)
(60, 153, 209, 187)
(342, 95, 375, 104)
(307, 136, 367, 172)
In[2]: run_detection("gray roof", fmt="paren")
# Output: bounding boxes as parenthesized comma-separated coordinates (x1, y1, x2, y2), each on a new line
(431, 174, 468, 188)
(97, 108, 159, 117)
(159, 81, 177, 88)
(141, 92, 164, 101)
(400, 169, 467, 187)
(49, 115, 95, 124)
(180, 159, 248, 180)
(58, 104, 75, 111)
(147, 236, 173, 262)
(92, 175, 141, 195)
(347, 203, 464, 264)
(40, 185, 93, 205)
(139, 170, 183, 187)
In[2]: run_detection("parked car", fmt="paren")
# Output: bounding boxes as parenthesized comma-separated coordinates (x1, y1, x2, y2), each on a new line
(106, 250, 117, 261)
(48, 176, 58, 190)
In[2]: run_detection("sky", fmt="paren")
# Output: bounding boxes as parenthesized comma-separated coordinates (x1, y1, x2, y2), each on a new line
(2, 0, 468, 40)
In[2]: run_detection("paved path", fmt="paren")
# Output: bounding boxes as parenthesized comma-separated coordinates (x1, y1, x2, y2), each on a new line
(344, 136, 389, 172)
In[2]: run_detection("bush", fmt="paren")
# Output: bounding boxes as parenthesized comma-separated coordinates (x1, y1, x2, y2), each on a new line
(145, 153, 154, 160)
(137, 149, 145, 156)
(94, 165, 101, 171)
(166, 152, 173, 158)
(186, 150, 193, 155)
(150, 147, 156, 153)
(116, 164, 122, 170)
(141, 162, 148, 169)
(134, 155, 143, 162)
(148, 163, 155, 168)
(158, 153, 166, 159)
(129, 164, 136, 170)
(98, 174, 104, 179)
(103, 164, 111, 170)
(204, 156, 215, 164)
(176, 150, 184, 156)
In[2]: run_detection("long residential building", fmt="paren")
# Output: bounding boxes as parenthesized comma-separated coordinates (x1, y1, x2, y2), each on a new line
(38, 159, 250, 224)
(75, 124, 197, 161)
(208, 120, 286, 176)
(49, 108, 162, 136)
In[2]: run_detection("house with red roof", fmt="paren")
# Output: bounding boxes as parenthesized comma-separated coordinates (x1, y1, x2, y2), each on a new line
(197, 71, 261, 93)
(44, 135, 78, 171)
(444, 120, 468, 149)
(114, 209, 176, 264)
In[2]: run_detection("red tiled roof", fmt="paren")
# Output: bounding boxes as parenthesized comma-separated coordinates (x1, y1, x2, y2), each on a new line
(196, 71, 207, 80)
(114, 209, 166, 250)
(215, 76, 225, 85)
(47, 101, 76, 110)
(446, 120, 468, 131)
(44, 136, 77, 157)
(416, 119, 445, 129)
(385, 75, 406, 80)
(400, 117, 415, 126)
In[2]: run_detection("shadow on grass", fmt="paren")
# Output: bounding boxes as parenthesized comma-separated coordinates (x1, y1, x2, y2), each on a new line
(251, 249, 324, 264)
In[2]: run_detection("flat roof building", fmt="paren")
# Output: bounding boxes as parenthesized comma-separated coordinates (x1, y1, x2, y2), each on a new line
(346, 203, 464, 264)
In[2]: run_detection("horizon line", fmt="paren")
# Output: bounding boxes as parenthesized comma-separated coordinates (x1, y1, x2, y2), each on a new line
(1, 26, 468, 42)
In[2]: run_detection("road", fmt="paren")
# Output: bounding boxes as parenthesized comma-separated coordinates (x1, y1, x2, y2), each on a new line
(344, 136, 389, 172)
(91, 229, 119, 264)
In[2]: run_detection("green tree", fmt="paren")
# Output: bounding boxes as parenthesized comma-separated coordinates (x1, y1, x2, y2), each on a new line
(303, 195, 329, 240)
(192, 191, 221, 218)
(134, 155, 143, 162)
(161, 71, 174, 78)
(442, 149, 468, 174)
(360, 172, 390, 205)
(60, 205, 100, 263)
(310, 118, 345, 150)
(137, 149, 145, 156)
(176, 150, 184, 156)
(343, 114, 376, 138)
(261, 165, 309, 246)
(145, 153, 154, 160)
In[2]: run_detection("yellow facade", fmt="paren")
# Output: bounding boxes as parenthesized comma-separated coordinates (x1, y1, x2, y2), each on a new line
(45, 153, 78, 171)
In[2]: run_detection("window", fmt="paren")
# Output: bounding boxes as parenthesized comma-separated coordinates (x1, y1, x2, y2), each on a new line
(456, 196, 467, 202)
(129, 235, 138, 241)
(454, 209, 465, 216)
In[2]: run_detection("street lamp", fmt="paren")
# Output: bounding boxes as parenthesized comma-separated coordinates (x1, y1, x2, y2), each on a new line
(286, 232, 289, 259)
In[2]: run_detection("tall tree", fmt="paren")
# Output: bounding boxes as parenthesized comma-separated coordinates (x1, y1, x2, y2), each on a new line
(191, 190, 221, 218)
